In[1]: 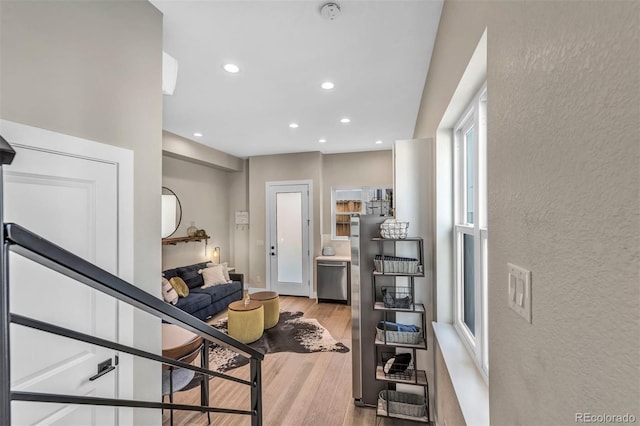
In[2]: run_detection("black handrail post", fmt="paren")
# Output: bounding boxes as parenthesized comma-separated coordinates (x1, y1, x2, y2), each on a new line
(0, 242, 11, 426)
(0, 133, 16, 426)
(250, 357, 262, 426)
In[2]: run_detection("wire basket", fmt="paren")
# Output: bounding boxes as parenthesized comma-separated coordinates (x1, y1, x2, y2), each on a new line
(374, 255, 420, 274)
(381, 286, 413, 309)
(379, 390, 427, 418)
(380, 219, 409, 239)
(376, 325, 422, 345)
(380, 351, 414, 381)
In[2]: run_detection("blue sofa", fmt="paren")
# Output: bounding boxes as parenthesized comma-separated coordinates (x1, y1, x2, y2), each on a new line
(162, 262, 243, 321)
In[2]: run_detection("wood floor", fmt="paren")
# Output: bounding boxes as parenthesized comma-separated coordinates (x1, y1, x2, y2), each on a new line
(163, 296, 420, 426)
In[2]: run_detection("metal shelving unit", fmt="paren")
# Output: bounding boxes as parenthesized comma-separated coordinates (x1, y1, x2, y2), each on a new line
(371, 237, 430, 424)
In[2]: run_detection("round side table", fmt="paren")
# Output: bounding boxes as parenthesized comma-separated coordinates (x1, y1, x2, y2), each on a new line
(227, 300, 264, 344)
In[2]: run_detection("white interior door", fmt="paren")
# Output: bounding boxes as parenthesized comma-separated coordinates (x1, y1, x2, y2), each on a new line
(4, 145, 120, 425)
(267, 183, 310, 297)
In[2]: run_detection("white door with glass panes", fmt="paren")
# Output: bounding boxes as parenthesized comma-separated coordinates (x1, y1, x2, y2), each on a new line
(1, 120, 132, 426)
(267, 182, 311, 297)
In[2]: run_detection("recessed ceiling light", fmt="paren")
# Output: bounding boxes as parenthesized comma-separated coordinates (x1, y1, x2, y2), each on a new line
(319, 139, 327, 143)
(375, 140, 383, 144)
(340, 118, 351, 124)
(193, 132, 203, 137)
(289, 123, 299, 128)
(223, 63, 240, 73)
(321, 81, 335, 90)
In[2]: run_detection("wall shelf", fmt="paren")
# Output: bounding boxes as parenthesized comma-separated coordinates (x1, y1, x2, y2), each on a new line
(162, 235, 210, 245)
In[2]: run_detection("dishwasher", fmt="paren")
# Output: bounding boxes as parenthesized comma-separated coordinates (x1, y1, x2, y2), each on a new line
(317, 260, 350, 304)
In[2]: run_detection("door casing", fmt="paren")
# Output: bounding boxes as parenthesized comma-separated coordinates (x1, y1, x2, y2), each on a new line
(265, 180, 313, 297)
(0, 119, 134, 425)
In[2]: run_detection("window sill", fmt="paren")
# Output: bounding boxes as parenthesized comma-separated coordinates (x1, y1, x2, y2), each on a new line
(432, 322, 489, 426)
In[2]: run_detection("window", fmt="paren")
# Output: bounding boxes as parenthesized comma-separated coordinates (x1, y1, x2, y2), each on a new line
(331, 186, 392, 239)
(453, 83, 488, 378)
(332, 188, 364, 239)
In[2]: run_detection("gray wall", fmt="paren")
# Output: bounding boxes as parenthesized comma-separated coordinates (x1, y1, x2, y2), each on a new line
(163, 149, 393, 291)
(163, 130, 243, 172)
(0, 1, 163, 424)
(414, 0, 639, 424)
(162, 155, 231, 269)
(244, 150, 392, 292)
(228, 160, 250, 279)
(321, 150, 393, 234)
(248, 152, 323, 289)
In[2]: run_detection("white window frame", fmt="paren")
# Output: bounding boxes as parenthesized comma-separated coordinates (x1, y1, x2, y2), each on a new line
(453, 82, 488, 379)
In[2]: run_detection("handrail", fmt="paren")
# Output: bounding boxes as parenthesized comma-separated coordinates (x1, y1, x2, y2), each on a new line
(0, 134, 16, 165)
(11, 313, 253, 387)
(0, 133, 263, 425)
(0, 134, 13, 426)
(4, 222, 263, 361)
(1, 221, 264, 425)
(12, 391, 253, 416)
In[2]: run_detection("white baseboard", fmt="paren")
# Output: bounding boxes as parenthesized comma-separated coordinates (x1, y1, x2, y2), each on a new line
(247, 287, 317, 300)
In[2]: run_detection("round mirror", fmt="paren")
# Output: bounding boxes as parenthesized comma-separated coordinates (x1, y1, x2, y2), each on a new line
(161, 187, 182, 238)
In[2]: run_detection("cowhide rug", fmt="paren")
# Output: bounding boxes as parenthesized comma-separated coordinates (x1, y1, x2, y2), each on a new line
(209, 311, 349, 373)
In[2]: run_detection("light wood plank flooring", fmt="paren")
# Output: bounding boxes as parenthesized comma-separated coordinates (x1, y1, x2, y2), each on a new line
(164, 296, 420, 425)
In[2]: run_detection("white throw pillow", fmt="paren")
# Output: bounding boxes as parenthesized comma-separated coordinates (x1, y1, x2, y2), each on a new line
(199, 266, 228, 288)
(207, 262, 231, 282)
(221, 262, 231, 282)
(162, 277, 178, 305)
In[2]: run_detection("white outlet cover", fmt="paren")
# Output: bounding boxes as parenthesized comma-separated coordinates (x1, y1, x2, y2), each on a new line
(508, 263, 532, 323)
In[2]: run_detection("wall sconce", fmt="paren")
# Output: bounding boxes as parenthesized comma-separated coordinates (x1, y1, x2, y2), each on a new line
(212, 246, 221, 264)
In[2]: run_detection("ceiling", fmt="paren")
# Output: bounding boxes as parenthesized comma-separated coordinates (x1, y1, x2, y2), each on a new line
(151, 0, 443, 159)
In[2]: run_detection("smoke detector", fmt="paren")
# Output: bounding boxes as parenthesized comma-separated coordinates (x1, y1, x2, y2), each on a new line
(320, 3, 341, 20)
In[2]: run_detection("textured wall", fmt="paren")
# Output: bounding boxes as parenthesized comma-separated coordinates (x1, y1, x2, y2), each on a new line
(488, 2, 639, 424)
(414, 0, 639, 424)
(413, 2, 492, 424)
(0, 2, 163, 423)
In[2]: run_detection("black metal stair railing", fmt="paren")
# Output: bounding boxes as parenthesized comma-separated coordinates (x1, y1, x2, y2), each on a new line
(0, 134, 263, 425)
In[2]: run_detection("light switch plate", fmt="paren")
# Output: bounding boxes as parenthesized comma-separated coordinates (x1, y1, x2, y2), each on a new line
(508, 263, 532, 323)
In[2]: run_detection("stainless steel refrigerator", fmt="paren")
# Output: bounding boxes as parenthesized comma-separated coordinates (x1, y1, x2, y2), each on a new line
(350, 214, 387, 406)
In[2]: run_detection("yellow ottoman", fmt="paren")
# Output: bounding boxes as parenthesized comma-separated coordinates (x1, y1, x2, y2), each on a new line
(227, 300, 264, 344)
(250, 291, 280, 329)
